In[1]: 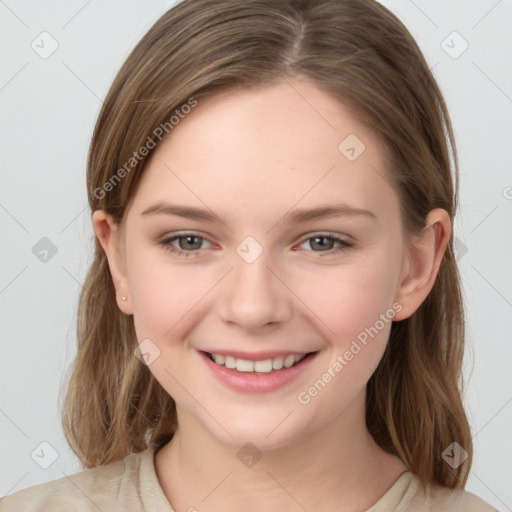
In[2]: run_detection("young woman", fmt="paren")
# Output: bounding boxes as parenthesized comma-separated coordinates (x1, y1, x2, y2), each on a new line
(1, 0, 497, 510)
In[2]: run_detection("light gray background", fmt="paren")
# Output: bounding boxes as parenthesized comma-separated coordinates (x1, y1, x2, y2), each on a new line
(1, 0, 511, 509)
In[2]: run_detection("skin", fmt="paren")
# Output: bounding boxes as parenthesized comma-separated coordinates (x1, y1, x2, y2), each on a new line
(93, 78, 451, 511)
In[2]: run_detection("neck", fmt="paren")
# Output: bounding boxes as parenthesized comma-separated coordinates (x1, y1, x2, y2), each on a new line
(154, 391, 407, 512)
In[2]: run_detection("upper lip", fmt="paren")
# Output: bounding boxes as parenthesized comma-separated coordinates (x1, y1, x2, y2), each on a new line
(199, 349, 316, 361)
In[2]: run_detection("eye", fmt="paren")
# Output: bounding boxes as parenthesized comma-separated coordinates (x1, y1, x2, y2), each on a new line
(157, 232, 353, 258)
(297, 233, 353, 256)
(158, 233, 213, 257)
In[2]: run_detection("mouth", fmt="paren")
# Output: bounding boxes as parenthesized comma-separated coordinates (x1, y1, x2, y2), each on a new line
(199, 349, 319, 393)
(203, 351, 316, 374)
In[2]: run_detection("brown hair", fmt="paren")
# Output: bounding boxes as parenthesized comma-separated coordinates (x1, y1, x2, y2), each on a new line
(61, 0, 472, 488)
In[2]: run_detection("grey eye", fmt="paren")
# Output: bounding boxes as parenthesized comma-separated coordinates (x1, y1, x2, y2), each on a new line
(177, 235, 204, 250)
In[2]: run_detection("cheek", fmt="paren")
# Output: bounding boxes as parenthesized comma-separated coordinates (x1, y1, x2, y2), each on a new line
(126, 250, 214, 400)
(291, 255, 400, 345)
(291, 257, 398, 421)
(288, 247, 402, 401)
(126, 242, 218, 338)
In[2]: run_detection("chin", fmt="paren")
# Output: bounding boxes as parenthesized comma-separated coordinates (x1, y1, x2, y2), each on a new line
(200, 409, 313, 453)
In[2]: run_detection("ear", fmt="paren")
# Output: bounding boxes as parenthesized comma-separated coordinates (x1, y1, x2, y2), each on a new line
(393, 208, 451, 321)
(92, 210, 133, 315)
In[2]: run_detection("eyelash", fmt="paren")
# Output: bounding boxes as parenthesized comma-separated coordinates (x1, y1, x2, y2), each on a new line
(158, 232, 353, 258)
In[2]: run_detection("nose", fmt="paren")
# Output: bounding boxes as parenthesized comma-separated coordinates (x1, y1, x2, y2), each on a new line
(217, 249, 293, 333)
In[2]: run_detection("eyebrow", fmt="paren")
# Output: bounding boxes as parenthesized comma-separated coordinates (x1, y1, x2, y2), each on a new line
(141, 201, 376, 224)
(286, 204, 376, 223)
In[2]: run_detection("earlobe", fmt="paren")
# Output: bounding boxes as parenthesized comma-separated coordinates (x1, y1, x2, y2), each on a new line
(393, 209, 451, 321)
(91, 210, 133, 315)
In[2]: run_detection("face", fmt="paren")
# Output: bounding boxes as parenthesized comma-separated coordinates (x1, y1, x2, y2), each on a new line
(99, 79, 418, 451)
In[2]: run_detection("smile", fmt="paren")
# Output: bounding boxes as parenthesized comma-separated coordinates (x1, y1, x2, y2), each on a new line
(199, 350, 318, 393)
(207, 352, 307, 373)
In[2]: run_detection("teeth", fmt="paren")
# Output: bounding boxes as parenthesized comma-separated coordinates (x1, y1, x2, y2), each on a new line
(272, 357, 284, 370)
(209, 352, 307, 373)
(254, 359, 273, 372)
(284, 355, 295, 368)
(236, 359, 254, 372)
(213, 354, 225, 365)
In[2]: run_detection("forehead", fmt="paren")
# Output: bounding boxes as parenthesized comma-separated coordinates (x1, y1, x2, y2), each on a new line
(162, 80, 378, 163)
(128, 79, 399, 227)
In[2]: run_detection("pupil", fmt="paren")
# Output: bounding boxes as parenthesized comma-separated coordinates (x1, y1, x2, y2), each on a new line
(312, 236, 332, 251)
(181, 236, 201, 250)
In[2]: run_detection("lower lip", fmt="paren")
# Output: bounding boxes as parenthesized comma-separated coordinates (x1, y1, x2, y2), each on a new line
(199, 351, 318, 393)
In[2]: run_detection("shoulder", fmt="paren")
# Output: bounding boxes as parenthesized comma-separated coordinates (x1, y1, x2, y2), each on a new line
(0, 448, 150, 512)
(370, 472, 498, 512)
(420, 483, 499, 512)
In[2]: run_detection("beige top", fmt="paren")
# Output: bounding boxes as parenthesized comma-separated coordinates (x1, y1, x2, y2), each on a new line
(0, 444, 498, 511)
